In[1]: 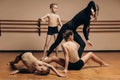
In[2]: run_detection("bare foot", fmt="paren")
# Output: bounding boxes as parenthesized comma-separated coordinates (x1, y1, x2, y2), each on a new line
(100, 63, 109, 67)
(9, 70, 19, 75)
(7, 61, 14, 65)
(40, 56, 45, 60)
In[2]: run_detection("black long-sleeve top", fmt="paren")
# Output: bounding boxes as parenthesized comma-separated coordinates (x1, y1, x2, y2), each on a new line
(67, 1, 96, 40)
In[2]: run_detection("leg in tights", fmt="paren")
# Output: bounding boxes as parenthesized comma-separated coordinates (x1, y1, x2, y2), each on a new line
(47, 24, 68, 57)
(47, 31, 64, 57)
(74, 32, 86, 58)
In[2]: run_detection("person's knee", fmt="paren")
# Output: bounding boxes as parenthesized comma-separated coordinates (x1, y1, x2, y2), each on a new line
(88, 52, 93, 57)
(51, 56, 58, 61)
(52, 56, 57, 58)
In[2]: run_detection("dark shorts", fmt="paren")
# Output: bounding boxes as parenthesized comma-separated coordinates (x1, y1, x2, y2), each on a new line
(17, 52, 32, 60)
(68, 59, 84, 70)
(17, 52, 25, 60)
(47, 26, 58, 35)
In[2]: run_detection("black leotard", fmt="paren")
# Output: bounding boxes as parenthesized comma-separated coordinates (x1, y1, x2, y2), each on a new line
(47, 1, 96, 57)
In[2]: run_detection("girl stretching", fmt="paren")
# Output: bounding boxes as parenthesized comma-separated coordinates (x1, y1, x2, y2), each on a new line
(43, 1, 99, 60)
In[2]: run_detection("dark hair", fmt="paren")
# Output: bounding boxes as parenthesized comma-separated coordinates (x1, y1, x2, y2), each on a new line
(40, 67, 50, 75)
(50, 3, 58, 9)
(63, 30, 73, 41)
(35, 66, 50, 76)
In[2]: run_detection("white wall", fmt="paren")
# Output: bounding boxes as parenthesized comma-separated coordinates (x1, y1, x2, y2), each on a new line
(0, 0, 120, 51)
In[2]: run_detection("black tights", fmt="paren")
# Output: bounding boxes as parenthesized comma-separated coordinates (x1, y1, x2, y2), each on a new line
(74, 32, 86, 57)
(47, 25, 86, 58)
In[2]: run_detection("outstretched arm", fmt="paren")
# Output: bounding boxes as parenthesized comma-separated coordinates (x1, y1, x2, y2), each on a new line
(57, 15, 62, 27)
(43, 62, 64, 77)
(61, 44, 69, 73)
(83, 23, 89, 41)
(83, 24, 93, 46)
(40, 14, 49, 22)
(9, 63, 30, 75)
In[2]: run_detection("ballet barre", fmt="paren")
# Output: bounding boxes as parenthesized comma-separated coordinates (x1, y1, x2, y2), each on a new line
(0, 19, 120, 36)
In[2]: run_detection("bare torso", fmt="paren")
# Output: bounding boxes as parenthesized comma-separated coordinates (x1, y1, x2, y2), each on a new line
(62, 41, 80, 63)
(48, 13, 59, 27)
(21, 52, 42, 72)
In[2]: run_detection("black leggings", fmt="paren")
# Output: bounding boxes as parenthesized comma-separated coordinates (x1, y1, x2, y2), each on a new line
(46, 1, 96, 57)
(47, 24, 86, 58)
(47, 24, 66, 56)
(74, 32, 86, 57)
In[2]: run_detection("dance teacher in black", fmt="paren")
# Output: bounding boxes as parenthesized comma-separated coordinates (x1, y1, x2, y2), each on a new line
(42, 1, 99, 59)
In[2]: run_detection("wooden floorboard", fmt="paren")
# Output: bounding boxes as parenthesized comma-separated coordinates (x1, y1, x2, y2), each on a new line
(0, 52, 120, 80)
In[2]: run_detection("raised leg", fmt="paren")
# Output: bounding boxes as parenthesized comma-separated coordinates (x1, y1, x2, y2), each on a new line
(81, 52, 109, 66)
(47, 33, 63, 57)
(44, 56, 65, 67)
(74, 32, 86, 58)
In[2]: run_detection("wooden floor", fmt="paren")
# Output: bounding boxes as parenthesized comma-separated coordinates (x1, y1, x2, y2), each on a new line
(0, 52, 120, 80)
